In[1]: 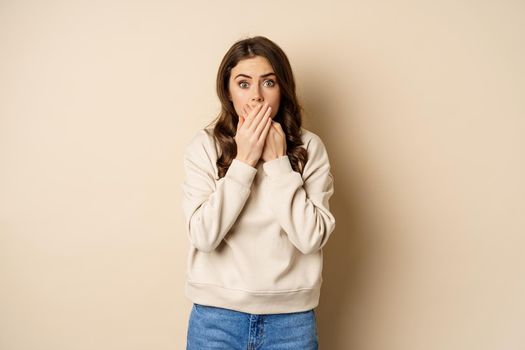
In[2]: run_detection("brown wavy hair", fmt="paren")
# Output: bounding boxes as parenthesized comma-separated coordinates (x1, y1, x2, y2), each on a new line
(204, 35, 308, 179)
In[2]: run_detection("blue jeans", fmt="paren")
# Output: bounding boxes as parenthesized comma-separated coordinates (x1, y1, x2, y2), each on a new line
(186, 303, 319, 349)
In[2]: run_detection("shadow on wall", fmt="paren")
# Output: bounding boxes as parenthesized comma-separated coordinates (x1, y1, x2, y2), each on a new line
(300, 66, 381, 349)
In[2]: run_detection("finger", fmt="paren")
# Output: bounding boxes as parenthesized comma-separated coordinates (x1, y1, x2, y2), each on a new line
(271, 121, 280, 133)
(270, 122, 285, 144)
(274, 122, 285, 136)
(253, 104, 272, 138)
(244, 103, 263, 129)
(244, 105, 253, 119)
(259, 113, 273, 142)
(249, 103, 270, 133)
(271, 122, 280, 140)
(242, 104, 251, 118)
(237, 115, 244, 130)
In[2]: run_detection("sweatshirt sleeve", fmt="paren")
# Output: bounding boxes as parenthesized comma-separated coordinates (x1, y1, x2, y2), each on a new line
(262, 132, 336, 255)
(181, 130, 258, 253)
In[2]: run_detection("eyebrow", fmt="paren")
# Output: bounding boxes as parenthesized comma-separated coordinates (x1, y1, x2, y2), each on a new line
(234, 72, 276, 79)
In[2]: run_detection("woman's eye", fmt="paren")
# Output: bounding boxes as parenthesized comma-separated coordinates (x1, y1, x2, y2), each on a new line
(238, 80, 275, 88)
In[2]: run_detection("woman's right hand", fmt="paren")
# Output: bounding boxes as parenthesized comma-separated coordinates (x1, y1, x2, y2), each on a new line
(234, 102, 273, 167)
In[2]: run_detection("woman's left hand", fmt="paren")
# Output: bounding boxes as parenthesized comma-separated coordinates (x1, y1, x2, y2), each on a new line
(242, 104, 287, 162)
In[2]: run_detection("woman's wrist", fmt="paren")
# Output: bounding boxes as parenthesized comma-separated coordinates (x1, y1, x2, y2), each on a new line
(235, 157, 257, 168)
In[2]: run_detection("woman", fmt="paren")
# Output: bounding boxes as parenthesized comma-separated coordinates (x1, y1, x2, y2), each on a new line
(182, 35, 336, 349)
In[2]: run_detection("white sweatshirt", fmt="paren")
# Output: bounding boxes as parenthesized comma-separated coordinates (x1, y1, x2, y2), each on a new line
(181, 126, 336, 314)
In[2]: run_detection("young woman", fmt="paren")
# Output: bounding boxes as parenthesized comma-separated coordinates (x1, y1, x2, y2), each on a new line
(181, 35, 336, 349)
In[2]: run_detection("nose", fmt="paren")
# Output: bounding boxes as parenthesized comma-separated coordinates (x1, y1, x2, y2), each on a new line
(251, 86, 264, 104)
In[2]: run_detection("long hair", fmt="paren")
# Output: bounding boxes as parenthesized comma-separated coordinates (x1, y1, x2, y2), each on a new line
(205, 35, 308, 179)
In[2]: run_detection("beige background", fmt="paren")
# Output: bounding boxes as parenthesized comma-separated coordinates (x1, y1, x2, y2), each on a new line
(1, 0, 524, 349)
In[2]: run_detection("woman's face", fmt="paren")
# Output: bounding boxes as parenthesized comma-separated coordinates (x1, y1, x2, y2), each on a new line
(228, 55, 281, 119)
